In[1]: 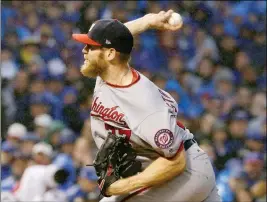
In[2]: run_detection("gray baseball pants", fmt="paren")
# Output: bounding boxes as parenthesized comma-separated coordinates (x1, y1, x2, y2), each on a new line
(100, 143, 222, 202)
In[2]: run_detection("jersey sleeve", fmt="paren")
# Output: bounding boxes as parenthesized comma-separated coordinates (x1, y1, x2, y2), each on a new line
(137, 110, 187, 158)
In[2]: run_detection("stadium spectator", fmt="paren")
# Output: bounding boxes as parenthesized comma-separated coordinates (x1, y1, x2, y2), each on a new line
(2, 152, 30, 192)
(67, 167, 99, 202)
(34, 114, 53, 140)
(32, 142, 54, 165)
(6, 123, 27, 147)
(20, 132, 40, 156)
(1, 141, 17, 180)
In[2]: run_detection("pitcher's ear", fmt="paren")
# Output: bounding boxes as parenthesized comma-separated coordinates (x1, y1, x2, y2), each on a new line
(105, 48, 116, 61)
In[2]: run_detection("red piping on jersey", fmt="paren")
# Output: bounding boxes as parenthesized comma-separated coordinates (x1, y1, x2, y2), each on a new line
(105, 68, 140, 88)
(176, 120, 186, 130)
(120, 187, 150, 202)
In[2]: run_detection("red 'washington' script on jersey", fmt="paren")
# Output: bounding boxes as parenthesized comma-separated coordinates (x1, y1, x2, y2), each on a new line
(91, 97, 127, 126)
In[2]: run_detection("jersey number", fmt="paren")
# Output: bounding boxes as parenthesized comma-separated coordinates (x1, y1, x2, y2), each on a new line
(104, 124, 132, 140)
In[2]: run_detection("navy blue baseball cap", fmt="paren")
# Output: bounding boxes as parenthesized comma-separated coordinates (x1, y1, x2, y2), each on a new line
(72, 19, 133, 54)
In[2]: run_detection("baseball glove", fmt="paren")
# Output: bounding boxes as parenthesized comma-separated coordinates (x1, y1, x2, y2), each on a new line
(92, 132, 142, 197)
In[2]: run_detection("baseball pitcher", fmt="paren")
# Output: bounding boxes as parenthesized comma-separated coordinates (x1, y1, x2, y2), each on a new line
(72, 10, 222, 202)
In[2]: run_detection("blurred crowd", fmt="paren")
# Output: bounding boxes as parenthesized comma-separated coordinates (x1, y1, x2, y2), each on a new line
(1, 1, 266, 202)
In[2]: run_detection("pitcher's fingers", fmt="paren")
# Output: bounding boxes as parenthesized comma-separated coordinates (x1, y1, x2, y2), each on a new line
(158, 11, 166, 21)
(158, 11, 165, 15)
(163, 9, 174, 21)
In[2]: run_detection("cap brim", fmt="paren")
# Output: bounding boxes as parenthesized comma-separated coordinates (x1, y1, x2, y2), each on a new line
(72, 34, 101, 46)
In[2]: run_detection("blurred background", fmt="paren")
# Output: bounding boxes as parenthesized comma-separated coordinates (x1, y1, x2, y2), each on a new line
(1, 1, 266, 202)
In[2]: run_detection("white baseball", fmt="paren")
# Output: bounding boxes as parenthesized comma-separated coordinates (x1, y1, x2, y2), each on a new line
(168, 12, 183, 27)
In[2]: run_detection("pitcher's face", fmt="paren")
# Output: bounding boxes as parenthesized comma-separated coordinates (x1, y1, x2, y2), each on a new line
(81, 45, 108, 78)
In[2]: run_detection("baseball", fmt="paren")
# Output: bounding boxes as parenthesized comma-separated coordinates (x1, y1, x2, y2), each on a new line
(168, 12, 183, 27)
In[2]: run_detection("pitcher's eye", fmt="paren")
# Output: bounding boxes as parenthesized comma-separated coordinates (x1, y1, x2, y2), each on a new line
(84, 44, 101, 51)
(89, 45, 101, 51)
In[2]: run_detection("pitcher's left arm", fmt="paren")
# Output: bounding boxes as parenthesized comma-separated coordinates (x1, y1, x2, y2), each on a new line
(107, 109, 188, 195)
(107, 144, 186, 195)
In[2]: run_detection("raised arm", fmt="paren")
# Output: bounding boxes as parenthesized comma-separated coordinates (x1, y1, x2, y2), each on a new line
(124, 10, 183, 36)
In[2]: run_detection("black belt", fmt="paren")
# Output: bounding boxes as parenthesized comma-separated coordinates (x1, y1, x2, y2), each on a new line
(184, 139, 197, 151)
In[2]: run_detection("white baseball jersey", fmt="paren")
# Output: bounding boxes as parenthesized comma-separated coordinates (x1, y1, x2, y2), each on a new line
(90, 69, 193, 168)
